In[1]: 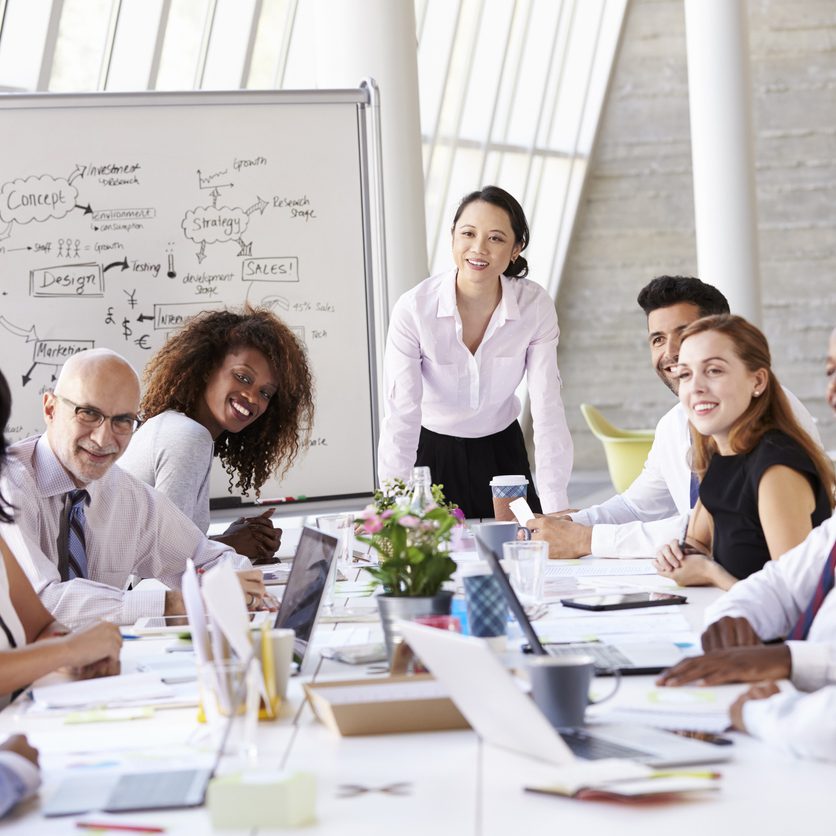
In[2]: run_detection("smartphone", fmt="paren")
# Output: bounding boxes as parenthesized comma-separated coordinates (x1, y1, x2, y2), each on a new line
(559, 591, 687, 611)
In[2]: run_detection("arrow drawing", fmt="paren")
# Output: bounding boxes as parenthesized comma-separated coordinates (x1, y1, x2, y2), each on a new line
(245, 197, 268, 216)
(236, 239, 252, 257)
(136, 313, 154, 322)
(21, 362, 36, 386)
(68, 164, 86, 185)
(74, 203, 93, 215)
(0, 221, 13, 241)
(104, 257, 129, 273)
(210, 187, 221, 208)
(0, 317, 38, 342)
(196, 241, 207, 264)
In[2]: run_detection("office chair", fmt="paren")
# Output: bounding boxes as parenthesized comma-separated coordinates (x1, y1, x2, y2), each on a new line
(580, 404, 655, 493)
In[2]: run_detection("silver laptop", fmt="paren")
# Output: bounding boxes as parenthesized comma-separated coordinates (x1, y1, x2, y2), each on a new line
(400, 621, 730, 768)
(476, 532, 691, 675)
(42, 659, 247, 816)
(273, 525, 337, 668)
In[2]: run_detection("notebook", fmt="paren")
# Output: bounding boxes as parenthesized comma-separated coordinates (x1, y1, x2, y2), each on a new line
(475, 531, 691, 675)
(399, 621, 729, 768)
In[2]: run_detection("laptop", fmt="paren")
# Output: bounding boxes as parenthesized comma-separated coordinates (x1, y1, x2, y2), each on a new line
(476, 532, 691, 675)
(400, 621, 729, 768)
(43, 658, 247, 816)
(273, 525, 337, 668)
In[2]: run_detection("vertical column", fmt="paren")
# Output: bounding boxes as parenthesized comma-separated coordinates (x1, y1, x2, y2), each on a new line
(684, 0, 762, 324)
(312, 0, 428, 311)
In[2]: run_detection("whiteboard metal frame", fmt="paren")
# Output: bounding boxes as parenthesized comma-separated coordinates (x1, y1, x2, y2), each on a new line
(0, 86, 383, 503)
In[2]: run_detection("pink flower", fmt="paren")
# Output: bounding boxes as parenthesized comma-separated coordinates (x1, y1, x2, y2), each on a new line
(358, 507, 384, 533)
(399, 515, 420, 528)
(452, 507, 466, 522)
(362, 516, 384, 533)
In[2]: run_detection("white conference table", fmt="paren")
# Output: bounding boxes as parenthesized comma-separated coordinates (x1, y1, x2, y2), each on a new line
(2, 545, 835, 835)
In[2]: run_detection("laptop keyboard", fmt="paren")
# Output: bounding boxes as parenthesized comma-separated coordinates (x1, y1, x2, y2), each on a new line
(106, 769, 208, 811)
(546, 643, 632, 671)
(560, 729, 652, 761)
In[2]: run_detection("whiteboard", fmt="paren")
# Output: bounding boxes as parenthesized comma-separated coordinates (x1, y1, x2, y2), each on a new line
(0, 90, 379, 504)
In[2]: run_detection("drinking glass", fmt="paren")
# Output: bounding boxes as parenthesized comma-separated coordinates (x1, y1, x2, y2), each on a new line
(502, 540, 547, 611)
(316, 512, 357, 615)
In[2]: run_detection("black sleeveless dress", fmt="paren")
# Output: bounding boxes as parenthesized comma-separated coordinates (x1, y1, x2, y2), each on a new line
(700, 430, 830, 580)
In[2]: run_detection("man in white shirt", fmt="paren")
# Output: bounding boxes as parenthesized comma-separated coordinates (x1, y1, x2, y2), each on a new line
(1, 349, 268, 628)
(654, 512, 836, 759)
(529, 276, 820, 558)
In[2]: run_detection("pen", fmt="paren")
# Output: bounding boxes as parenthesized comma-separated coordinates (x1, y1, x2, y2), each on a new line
(76, 823, 166, 833)
(649, 770, 722, 780)
(255, 495, 307, 505)
(678, 513, 690, 551)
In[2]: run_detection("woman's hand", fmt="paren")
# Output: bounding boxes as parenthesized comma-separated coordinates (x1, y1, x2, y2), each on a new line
(729, 681, 781, 732)
(0, 735, 38, 767)
(62, 622, 123, 678)
(654, 538, 688, 573)
(215, 510, 282, 562)
(235, 569, 278, 611)
(656, 553, 716, 586)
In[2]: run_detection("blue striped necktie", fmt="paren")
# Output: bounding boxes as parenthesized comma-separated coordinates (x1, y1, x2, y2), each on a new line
(788, 538, 836, 641)
(64, 489, 90, 579)
(689, 472, 699, 509)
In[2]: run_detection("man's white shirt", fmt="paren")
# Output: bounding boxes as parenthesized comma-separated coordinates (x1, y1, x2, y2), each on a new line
(704, 512, 836, 759)
(1, 435, 250, 627)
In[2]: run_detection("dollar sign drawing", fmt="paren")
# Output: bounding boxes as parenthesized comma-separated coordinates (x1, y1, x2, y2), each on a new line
(121, 317, 133, 340)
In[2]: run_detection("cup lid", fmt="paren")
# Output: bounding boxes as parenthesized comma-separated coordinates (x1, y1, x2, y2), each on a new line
(489, 475, 528, 487)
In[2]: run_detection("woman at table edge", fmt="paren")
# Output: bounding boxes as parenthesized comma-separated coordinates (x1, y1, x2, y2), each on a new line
(0, 367, 123, 816)
(377, 185, 572, 518)
(118, 306, 315, 562)
(655, 315, 834, 589)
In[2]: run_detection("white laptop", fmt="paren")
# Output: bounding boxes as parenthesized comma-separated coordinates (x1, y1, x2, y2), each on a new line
(399, 621, 730, 768)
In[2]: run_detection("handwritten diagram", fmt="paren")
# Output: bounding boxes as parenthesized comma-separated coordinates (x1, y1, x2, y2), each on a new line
(0, 92, 377, 502)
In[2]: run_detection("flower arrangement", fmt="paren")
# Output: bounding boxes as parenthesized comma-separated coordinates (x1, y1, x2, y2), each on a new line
(357, 482, 464, 598)
(368, 478, 463, 517)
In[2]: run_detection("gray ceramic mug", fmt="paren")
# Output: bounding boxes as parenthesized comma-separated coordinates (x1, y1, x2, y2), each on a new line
(527, 655, 621, 729)
(472, 521, 530, 564)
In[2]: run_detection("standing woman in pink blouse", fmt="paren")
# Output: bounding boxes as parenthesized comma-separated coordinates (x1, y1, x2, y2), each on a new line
(377, 186, 573, 518)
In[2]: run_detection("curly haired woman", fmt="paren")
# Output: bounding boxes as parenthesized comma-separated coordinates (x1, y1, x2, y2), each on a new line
(119, 307, 314, 561)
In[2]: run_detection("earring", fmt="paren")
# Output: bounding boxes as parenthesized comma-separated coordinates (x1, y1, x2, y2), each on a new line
(753, 390, 761, 397)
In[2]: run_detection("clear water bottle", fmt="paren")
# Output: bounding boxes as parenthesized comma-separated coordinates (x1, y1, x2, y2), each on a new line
(409, 466, 435, 514)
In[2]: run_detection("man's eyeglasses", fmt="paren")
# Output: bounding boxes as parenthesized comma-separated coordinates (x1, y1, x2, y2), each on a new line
(53, 394, 142, 436)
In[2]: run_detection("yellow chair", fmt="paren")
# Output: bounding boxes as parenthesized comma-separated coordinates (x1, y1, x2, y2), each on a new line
(580, 404, 655, 493)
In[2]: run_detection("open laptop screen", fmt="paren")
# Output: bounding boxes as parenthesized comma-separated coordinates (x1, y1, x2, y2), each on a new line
(274, 526, 337, 664)
(474, 531, 548, 656)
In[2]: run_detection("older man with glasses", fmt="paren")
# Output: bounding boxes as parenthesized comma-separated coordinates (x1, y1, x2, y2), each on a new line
(0, 348, 268, 628)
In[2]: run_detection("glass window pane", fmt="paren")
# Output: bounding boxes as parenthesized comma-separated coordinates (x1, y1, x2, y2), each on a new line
(155, 0, 211, 91)
(49, 0, 113, 91)
(106, 0, 164, 91)
(0, 0, 52, 90)
(248, 0, 293, 89)
(202, 0, 256, 89)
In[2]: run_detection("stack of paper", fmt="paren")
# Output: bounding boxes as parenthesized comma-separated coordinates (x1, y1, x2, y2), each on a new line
(31, 672, 197, 710)
(588, 682, 751, 733)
